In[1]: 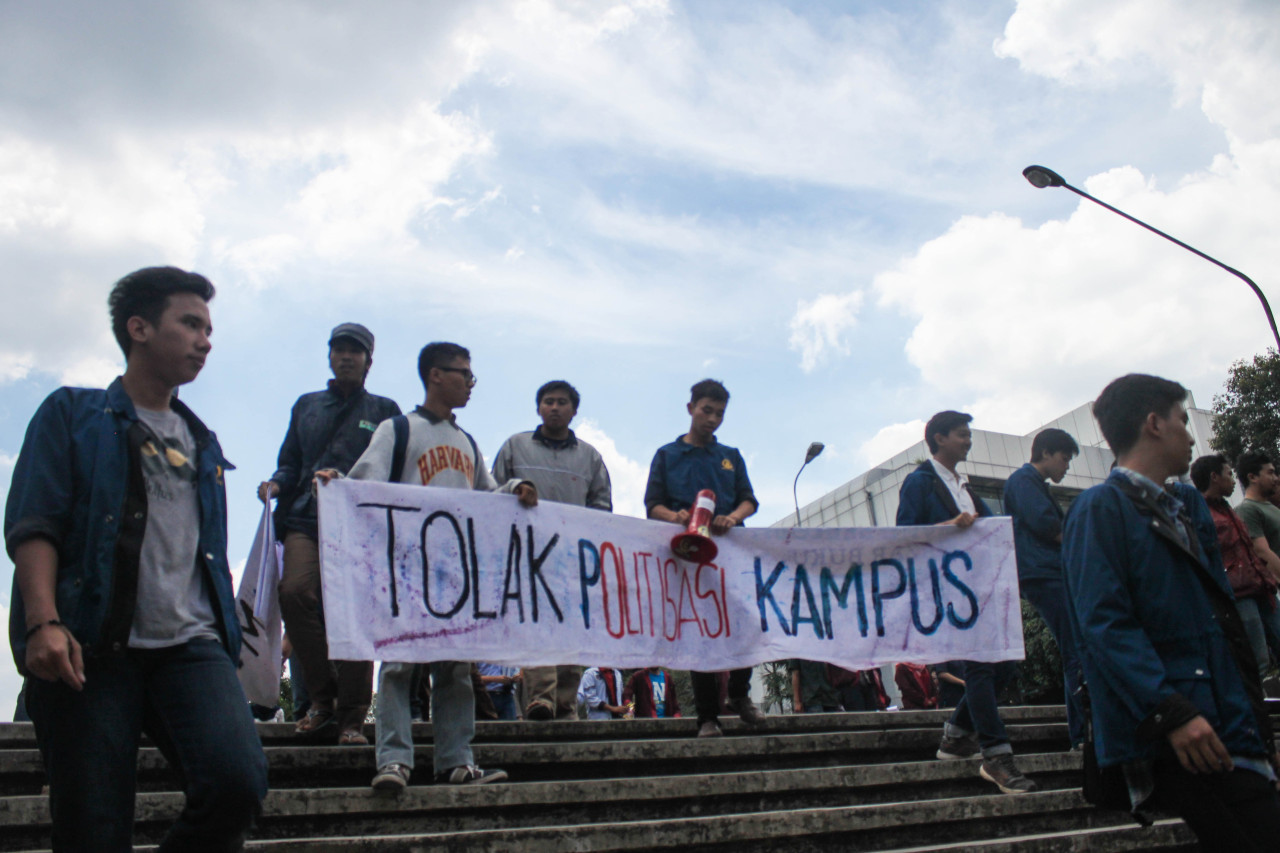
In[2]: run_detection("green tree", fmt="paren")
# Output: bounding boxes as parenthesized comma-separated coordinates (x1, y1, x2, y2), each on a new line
(1211, 349, 1280, 464)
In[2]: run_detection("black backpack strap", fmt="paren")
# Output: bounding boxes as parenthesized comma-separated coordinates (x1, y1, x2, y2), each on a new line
(390, 415, 410, 484)
(462, 429, 481, 487)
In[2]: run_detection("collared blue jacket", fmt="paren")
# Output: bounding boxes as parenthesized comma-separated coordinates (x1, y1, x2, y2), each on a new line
(1003, 462, 1063, 582)
(644, 436, 757, 520)
(6, 378, 241, 672)
(895, 460, 992, 526)
(1062, 471, 1270, 768)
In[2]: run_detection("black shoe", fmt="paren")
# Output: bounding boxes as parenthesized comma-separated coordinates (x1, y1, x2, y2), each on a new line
(727, 696, 766, 725)
(937, 733, 980, 760)
(979, 753, 1037, 794)
(525, 703, 554, 721)
(435, 765, 509, 785)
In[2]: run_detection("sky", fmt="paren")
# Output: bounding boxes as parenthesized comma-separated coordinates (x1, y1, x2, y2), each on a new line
(1, 0, 1278, 712)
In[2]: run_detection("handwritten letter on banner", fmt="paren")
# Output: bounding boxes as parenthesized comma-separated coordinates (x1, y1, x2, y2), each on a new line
(318, 480, 1023, 671)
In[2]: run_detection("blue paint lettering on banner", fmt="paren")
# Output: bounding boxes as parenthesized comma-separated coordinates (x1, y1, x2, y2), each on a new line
(942, 551, 979, 629)
(755, 558, 792, 635)
(578, 539, 601, 629)
(870, 559, 907, 638)
(756, 550, 983, 640)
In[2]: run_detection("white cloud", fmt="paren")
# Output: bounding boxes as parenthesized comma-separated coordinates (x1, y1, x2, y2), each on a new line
(788, 291, 865, 372)
(858, 420, 925, 469)
(997, 0, 1280, 142)
(574, 419, 647, 519)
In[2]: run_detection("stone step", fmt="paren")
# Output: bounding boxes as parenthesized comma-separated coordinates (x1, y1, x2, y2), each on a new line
(170, 795, 1189, 853)
(0, 722, 1071, 795)
(0, 752, 1085, 850)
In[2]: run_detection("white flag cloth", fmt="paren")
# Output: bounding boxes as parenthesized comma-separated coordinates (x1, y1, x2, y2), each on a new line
(318, 480, 1024, 671)
(235, 501, 284, 707)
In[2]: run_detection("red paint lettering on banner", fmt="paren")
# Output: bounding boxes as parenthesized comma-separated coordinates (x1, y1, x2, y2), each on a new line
(600, 541, 627, 639)
(695, 563, 725, 639)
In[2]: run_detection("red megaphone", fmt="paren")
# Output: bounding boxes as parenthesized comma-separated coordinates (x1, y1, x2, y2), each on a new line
(671, 489, 718, 564)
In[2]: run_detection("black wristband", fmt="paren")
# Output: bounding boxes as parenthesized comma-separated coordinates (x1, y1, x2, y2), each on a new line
(24, 619, 64, 642)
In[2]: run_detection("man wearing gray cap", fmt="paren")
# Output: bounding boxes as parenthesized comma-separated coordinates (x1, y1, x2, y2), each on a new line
(258, 323, 400, 744)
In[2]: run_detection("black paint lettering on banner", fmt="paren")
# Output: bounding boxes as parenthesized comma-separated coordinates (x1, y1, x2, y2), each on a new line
(421, 510, 470, 618)
(754, 550, 982, 640)
(358, 502, 422, 618)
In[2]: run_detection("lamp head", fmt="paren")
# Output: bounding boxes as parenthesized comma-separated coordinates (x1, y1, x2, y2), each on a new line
(804, 442, 825, 464)
(1023, 165, 1065, 189)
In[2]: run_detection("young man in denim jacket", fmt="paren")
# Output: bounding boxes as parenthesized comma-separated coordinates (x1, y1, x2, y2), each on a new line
(6, 267, 268, 851)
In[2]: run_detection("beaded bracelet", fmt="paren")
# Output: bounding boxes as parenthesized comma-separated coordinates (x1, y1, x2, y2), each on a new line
(24, 619, 64, 641)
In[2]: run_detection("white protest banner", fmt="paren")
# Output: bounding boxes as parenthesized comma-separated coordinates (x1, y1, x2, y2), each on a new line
(236, 501, 284, 707)
(318, 480, 1023, 671)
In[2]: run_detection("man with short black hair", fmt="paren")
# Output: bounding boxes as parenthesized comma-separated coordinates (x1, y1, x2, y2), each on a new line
(1003, 427, 1085, 749)
(492, 379, 611, 720)
(1235, 449, 1280, 584)
(8, 267, 268, 851)
(260, 323, 400, 745)
(897, 411, 1034, 794)
(1063, 374, 1279, 848)
(320, 341, 535, 792)
(644, 379, 764, 738)
(1193, 453, 1279, 687)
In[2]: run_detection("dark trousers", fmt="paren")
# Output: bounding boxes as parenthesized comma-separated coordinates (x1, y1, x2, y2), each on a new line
(692, 667, 751, 725)
(1021, 576, 1086, 746)
(279, 531, 373, 731)
(26, 639, 268, 852)
(946, 660, 1013, 754)
(1153, 760, 1280, 853)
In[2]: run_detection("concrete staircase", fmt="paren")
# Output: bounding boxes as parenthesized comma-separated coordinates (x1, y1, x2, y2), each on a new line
(0, 706, 1212, 852)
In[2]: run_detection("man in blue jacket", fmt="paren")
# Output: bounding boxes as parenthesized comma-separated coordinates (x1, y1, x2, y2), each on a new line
(1003, 427, 1084, 748)
(258, 323, 400, 745)
(6, 267, 268, 851)
(1063, 374, 1279, 848)
(896, 410, 1035, 794)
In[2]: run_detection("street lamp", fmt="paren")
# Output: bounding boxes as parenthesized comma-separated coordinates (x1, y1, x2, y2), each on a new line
(1022, 165, 1280, 353)
(792, 442, 825, 527)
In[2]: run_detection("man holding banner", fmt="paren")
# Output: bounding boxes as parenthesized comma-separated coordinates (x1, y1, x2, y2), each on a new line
(896, 410, 1036, 795)
(319, 341, 536, 792)
(644, 378, 764, 738)
(260, 322, 400, 746)
(492, 379, 612, 721)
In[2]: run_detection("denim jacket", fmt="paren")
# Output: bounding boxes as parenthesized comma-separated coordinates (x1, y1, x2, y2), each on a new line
(6, 378, 241, 671)
(895, 460, 992, 526)
(1003, 462, 1063, 582)
(1062, 471, 1271, 768)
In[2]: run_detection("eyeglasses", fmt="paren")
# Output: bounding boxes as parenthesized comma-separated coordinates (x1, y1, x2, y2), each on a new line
(436, 366, 477, 387)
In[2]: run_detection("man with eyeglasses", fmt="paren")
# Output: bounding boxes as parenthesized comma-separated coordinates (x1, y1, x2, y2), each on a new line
(318, 341, 536, 792)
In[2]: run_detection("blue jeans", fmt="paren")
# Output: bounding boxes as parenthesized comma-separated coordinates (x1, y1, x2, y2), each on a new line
(489, 691, 518, 721)
(944, 660, 1014, 757)
(376, 661, 474, 774)
(1022, 576, 1086, 746)
(26, 638, 268, 853)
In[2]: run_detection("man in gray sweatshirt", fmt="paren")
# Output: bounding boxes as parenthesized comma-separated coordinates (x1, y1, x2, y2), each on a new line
(318, 342, 536, 792)
(492, 380, 612, 720)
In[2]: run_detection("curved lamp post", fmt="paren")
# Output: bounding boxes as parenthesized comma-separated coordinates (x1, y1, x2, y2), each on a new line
(792, 442, 825, 527)
(1022, 165, 1280, 353)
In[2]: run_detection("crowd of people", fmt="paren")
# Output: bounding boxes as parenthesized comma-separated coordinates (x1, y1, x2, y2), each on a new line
(6, 267, 1279, 852)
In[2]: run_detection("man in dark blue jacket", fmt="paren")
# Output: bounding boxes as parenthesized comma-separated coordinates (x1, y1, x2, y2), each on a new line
(645, 379, 764, 738)
(1003, 427, 1084, 748)
(1063, 374, 1279, 849)
(258, 323, 400, 744)
(7, 267, 268, 851)
(896, 410, 1035, 794)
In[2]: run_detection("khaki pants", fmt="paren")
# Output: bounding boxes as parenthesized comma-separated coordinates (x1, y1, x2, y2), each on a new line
(523, 665, 584, 719)
(278, 531, 372, 732)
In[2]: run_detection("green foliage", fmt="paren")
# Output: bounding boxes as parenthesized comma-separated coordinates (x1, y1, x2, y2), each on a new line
(1211, 349, 1280, 465)
(759, 661, 793, 713)
(278, 677, 296, 722)
(1017, 599, 1063, 705)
